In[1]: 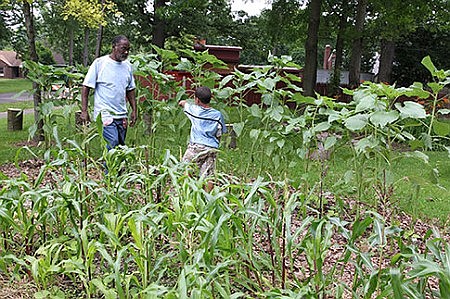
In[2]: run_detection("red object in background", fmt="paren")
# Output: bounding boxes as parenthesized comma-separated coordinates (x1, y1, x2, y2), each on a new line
(164, 70, 194, 89)
(136, 70, 194, 102)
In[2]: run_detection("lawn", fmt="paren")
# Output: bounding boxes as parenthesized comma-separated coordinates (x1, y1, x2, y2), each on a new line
(0, 78, 32, 93)
(0, 100, 34, 112)
(0, 78, 34, 112)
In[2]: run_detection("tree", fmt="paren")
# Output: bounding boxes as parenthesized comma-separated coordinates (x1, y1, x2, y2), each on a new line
(369, 0, 447, 84)
(22, 0, 44, 141)
(392, 27, 450, 86)
(62, 0, 118, 65)
(152, 0, 168, 48)
(264, 0, 306, 57)
(321, 0, 352, 95)
(303, 0, 322, 96)
(347, 0, 367, 88)
(0, 14, 12, 49)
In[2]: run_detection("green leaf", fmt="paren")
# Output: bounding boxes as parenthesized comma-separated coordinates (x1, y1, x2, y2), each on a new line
(249, 104, 262, 118)
(421, 56, 436, 76)
(324, 136, 337, 150)
(261, 93, 273, 105)
(232, 122, 245, 137)
(313, 121, 331, 132)
(403, 151, 429, 164)
(394, 101, 427, 119)
(369, 111, 399, 128)
(355, 93, 376, 113)
(268, 106, 283, 122)
(265, 143, 275, 156)
(406, 82, 432, 99)
(250, 129, 260, 140)
(428, 82, 444, 94)
(354, 135, 379, 154)
(445, 146, 450, 159)
(351, 216, 373, 241)
(34, 290, 51, 299)
(420, 132, 433, 149)
(409, 260, 441, 278)
(344, 114, 369, 131)
(433, 120, 450, 136)
(276, 139, 285, 148)
(259, 77, 277, 91)
(438, 109, 450, 115)
(390, 268, 404, 299)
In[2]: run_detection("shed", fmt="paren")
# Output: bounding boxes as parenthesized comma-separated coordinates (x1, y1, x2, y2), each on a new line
(0, 51, 23, 79)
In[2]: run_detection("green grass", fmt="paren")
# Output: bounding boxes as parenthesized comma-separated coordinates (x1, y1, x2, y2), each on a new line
(0, 78, 32, 93)
(0, 100, 34, 113)
(0, 78, 34, 112)
(0, 113, 36, 164)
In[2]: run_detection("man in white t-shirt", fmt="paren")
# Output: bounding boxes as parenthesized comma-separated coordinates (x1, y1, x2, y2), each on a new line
(81, 35, 137, 151)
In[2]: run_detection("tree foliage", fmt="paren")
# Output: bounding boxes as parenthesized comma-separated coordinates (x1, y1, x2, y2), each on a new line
(1, 0, 449, 90)
(62, 0, 118, 28)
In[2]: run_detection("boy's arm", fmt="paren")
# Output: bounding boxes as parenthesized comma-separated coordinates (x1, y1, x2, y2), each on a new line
(220, 114, 227, 133)
(178, 100, 186, 107)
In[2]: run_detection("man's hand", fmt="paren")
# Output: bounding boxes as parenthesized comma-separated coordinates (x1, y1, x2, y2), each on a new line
(129, 110, 137, 127)
(178, 100, 186, 107)
(80, 110, 90, 124)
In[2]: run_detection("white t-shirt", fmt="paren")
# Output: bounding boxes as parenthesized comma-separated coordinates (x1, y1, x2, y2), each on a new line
(83, 55, 135, 123)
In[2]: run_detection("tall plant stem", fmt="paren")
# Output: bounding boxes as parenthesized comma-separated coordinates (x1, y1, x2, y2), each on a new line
(266, 223, 276, 285)
(281, 221, 286, 289)
(427, 93, 439, 139)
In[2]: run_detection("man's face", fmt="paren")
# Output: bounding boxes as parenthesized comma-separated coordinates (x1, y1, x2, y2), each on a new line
(111, 39, 130, 62)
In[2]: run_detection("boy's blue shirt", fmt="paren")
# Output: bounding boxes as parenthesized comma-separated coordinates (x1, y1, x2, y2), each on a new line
(184, 102, 227, 148)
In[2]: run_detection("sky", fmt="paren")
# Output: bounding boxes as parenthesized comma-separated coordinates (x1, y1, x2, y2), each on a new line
(230, 0, 271, 16)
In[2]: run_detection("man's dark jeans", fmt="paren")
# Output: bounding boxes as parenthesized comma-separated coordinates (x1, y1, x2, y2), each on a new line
(103, 118, 127, 151)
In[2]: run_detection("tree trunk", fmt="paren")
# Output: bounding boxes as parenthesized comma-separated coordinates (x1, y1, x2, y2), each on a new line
(330, 2, 348, 95)
(23, 0, 44, 141)
(348, 0, 367, 88)
(303, 0, 322, 97)
(95, 0, 105, 58)
(152, 0, 167, 48)
(83, 27, 90, 66)
(95, 24, 103, 59)
(68, 25, 74, 66)
(377, 39, 395, 84)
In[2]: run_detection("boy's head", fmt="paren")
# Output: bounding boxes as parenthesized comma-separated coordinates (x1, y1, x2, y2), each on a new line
(195, 86, 212, 104)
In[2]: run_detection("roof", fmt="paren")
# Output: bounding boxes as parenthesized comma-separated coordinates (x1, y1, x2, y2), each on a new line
(0, 51, 22, 67)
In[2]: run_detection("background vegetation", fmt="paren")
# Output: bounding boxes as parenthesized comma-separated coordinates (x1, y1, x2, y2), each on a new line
(1, 0, 450, 297)
(1, 0, 449, 88)
(0, 48, 449, 297)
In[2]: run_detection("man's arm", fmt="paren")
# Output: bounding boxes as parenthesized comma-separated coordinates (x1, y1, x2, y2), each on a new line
(126, 89, 137, 127)
(178, 100, 186, 107)
(81, 85, 91, 123)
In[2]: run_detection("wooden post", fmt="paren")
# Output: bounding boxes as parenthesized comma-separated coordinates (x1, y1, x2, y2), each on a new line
(7, 108, 23, 131)
(75, 110, 83, 126)
(226, 124, 237, 149)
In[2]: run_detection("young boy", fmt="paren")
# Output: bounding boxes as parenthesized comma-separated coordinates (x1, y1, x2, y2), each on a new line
(179, 86, 227, 190)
